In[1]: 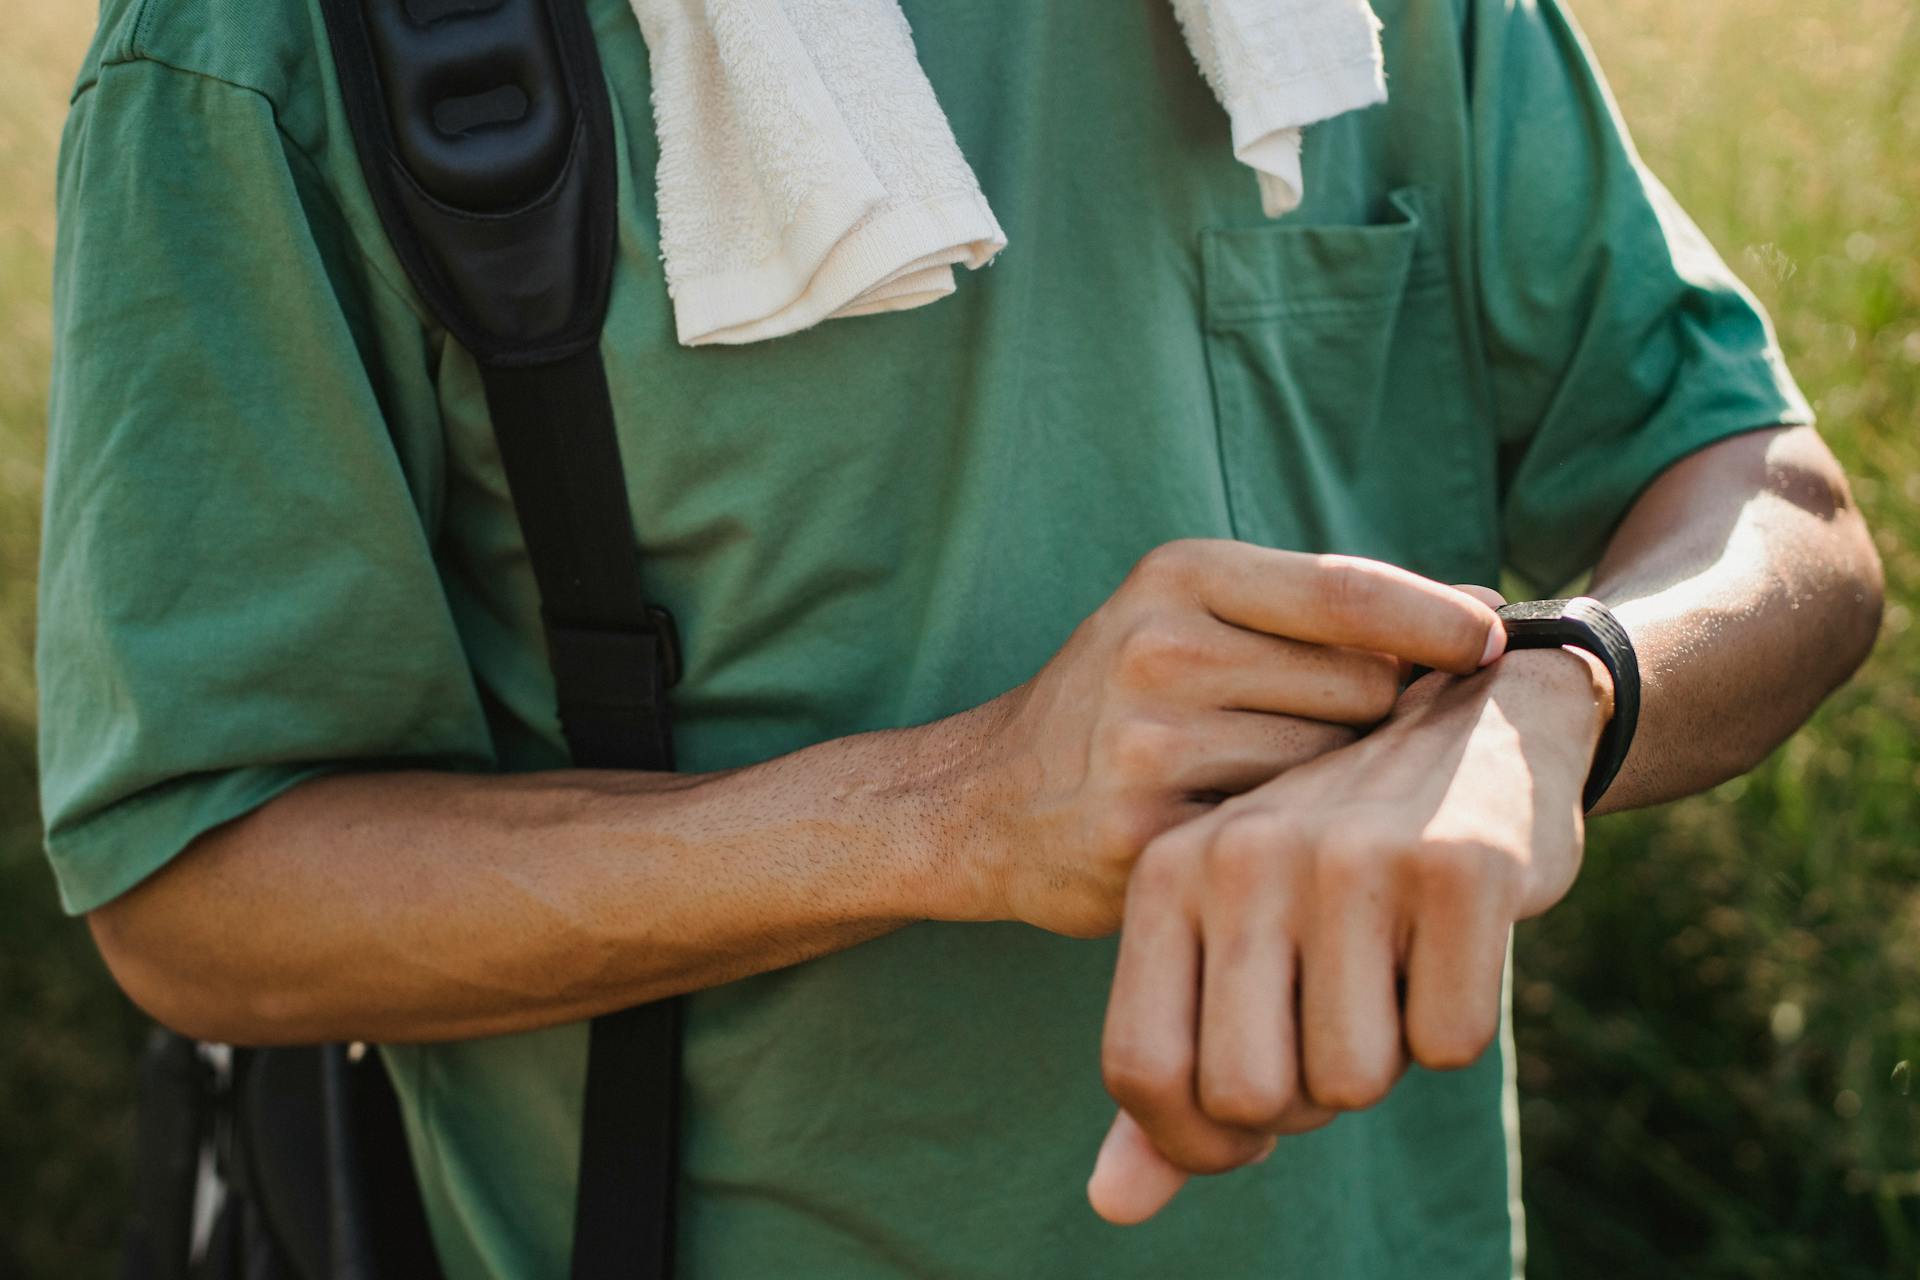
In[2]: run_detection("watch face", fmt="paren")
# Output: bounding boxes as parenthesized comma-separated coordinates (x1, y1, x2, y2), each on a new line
(1496, 598, 1573, 622)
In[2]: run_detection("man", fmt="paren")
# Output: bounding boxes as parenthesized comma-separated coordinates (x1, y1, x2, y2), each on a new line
(39, 0, 1879, 1276)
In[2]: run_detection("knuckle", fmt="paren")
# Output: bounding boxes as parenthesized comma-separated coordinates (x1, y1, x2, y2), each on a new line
(1348, 655, 1401, 723)
(1102, 1041, 1190, 1111)
(1313, 556, 1385, 628)
(1203, 816, 1282, 894)
(1410, 837, 1517, 902)
(1311, 830, 1392, 893)
(1129, 540, 1203, 592)
(1128, 839, 1192, 899)
(1115, 620, 1211, 687)
(1272, 1109, 1337, 1137)
(1409, 1019, 1498, 1073)
(1269, 1100, 1340, 1136)
(1405, 836, 1476, 881)
(1199, 1073, 1291, 1132)
(1308, 1057, 1399, 1112)
(1107, 717, 1184, 781)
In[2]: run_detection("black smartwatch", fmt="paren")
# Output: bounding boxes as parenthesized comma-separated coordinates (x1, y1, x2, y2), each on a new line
(1494, 597, 1640, 812)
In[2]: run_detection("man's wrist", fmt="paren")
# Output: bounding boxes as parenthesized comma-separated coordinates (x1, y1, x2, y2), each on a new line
(1508, 645, 1615, 720)
(1403, 644, 1609, 726)
(871, 700, 1012, 924)
(1489, 596, 1644, 811)
(1481, 646, 1616, 772)
(1389, 646, 1612, 788)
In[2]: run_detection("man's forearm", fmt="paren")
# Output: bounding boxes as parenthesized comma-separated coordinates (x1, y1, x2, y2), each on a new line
(89, 541, 1506, 1048)
(1580, 425, 1881, 812)
(89, 712, 999, 1047)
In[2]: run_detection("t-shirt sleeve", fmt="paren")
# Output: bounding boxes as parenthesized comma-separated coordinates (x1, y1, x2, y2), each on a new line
(1470, 0, 1813, 592)
(38, 59, 496, 915)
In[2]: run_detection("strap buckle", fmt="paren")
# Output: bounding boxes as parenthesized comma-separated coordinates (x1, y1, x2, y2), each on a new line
(544, 612, 682, 713)
(643, 604, 682, 688)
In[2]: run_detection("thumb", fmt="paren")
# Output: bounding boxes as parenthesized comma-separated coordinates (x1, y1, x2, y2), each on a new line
(1450, 582, 1509, 612)
(1451, 584, 1509, 667)
(1087, 1110, 1191, 1225)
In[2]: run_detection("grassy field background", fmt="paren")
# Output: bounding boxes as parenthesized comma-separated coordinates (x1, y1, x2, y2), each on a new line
(2, 0, 1916, 1275)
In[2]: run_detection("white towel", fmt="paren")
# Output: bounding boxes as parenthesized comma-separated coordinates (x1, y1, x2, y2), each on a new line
(632, 0, 1386, 347)
(1171, 0, 1388, 218)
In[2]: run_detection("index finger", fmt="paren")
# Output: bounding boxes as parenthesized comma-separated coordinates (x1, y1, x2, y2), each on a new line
(1190, 546, 1506, 675)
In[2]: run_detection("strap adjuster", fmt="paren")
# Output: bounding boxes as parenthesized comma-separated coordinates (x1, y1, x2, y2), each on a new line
(544, 608, 683, 718)
(643, 604, 682, 688)
(542, 612, 681, 772)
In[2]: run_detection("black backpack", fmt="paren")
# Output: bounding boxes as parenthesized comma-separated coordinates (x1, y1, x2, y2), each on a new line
(121, 1, 680, 1276)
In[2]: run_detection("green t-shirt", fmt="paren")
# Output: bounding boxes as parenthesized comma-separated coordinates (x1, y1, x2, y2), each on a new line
(40, 0, 1808, 1275)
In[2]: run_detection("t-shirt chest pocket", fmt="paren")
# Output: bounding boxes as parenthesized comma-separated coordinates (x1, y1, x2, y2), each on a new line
(1200, 186, 1498, 584)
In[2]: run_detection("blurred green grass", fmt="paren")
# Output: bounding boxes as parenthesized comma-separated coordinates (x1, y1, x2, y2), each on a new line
(0, 7, 151, 1279)
(0, 1, 1916, 1276)
(1510, 2, 1920, 1276)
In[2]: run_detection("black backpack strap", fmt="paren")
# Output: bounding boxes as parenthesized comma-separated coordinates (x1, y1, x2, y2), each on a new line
(480, 353, 678, 771)
(482, 347, 685, 1280)
(316, 1, 680, 1276)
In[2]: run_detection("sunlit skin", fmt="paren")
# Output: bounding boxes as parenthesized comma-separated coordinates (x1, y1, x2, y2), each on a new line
(1086, 424, 1884, 1219)
(87, 424, 1879, 1220)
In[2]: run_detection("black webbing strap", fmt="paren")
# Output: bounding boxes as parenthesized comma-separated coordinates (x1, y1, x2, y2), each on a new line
(481, 351, 678, 773)
(313, 0, 684, 1275)
(476, 352, 683, 1280)
(568, 1005, 682, 1280)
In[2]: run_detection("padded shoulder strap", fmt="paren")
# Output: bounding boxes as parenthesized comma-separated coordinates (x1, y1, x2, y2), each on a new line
(319, 0, 618, 366)
(315, 4, 682, 1277)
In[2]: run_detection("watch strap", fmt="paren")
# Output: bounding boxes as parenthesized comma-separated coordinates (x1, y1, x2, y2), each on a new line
(1494, 597, 1640, 812)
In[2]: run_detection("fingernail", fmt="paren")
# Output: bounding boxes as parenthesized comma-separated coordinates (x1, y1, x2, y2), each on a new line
(1479, 622, 1506, 668)
(1254, 1137, 1279, 1164)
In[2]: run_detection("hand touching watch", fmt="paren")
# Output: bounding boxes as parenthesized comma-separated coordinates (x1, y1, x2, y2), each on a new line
(1086, 596, 1633, 1225)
